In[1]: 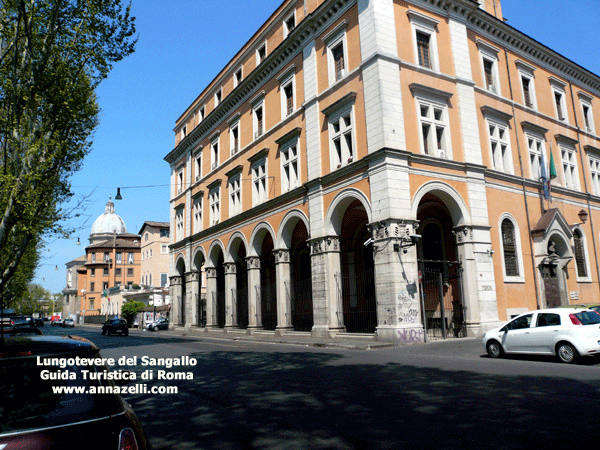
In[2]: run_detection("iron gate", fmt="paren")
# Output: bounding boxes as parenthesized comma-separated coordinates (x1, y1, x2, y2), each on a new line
(419, 260, 466, 339)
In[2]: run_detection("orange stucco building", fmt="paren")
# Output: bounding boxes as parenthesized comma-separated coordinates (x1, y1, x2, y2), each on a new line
(165, 0, 600, 342)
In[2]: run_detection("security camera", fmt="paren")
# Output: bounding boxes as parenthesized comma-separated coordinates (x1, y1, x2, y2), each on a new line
(364, 237, 373, 246)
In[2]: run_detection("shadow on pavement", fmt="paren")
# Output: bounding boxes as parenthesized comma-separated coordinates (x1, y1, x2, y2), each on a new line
(123, 350, 600, 450)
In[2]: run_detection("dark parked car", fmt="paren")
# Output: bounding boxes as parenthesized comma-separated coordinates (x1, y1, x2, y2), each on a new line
(0, 335, 151, 449)
(33, 317, 44, 327)
(102, 318, 129, 336)
(147, 317, 169, 331)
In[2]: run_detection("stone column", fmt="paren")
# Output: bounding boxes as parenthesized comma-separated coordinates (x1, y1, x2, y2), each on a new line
(169, 275, 182, 326)
(372, 220, 425, 343)
(309, 236, 344, 338)
(274, 249, 293, 331)
(205, 267, 218, 328)
(224, 262, 238, 329)
(246, 257, 262, 329)
(186, 270, 200, 327)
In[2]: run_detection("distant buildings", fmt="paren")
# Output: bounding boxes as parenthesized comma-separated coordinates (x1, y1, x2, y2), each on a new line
(164, 0, 600, 341)
(62, 199, 170, 323)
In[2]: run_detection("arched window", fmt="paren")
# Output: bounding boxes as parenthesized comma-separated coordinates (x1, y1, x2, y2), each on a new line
(573, 229, 587, 277)
(501, 218, 519, 277)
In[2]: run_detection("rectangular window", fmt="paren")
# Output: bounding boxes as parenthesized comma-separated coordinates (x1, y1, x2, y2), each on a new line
(198, 105, 205, 123)
(416, 31, 431, 69)
(252, 160, 267, 206)
(230, 122, 240, 155)
(281, 76, 295, 118)
(103, 252, 109, 262)
(254, 103, 264, 139)
(324, 24, 348, 85)
(209, 187, 220, 226)
(488, 122, 512, 174)
(483, 59, 495, 91)
(211, 137, 219, 170)
(127, 268, 134, 277)
(527, 135, 544, 180)
(103, 282, 108, 291)
(91, 253, 96, 263)
(229, 174, 241, 216)
(194, 152, 202, 182)
(234, 67, 243, 88)
(177, 168, 184, 194)
(477, 40, 501, 95)
(522, 76, 533, 108)
(590, 156, 600, 195)
(193, 197, 202, 233)
(215, 88, 222, 106)
(89, 299, 94, 310)
(284, 13, 295, 37)
(256, 42, 266, 65)
(103, 268, 109, 276)
(128, 252, 134, 264)
(554, 91, 565, 121)
(90, 282, 95, 292)
(560, 146, 579, 190)
(161, 273, 168, 287)
(329, 109, 354, 169)
(91, 268, 96, 277)
(161, 244, 168, 254)
(176, 209, 184, 240)
(116, 252, 122, 264)
(160, 229, 169, 238)
(281, 141, 299, 192)
(419, 102, 448, 158)
(580, 97, 595, 134)
(115, 268, 122, 277)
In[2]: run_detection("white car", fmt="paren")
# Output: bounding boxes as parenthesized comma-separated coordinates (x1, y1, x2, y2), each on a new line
(482, 308, 600, 363)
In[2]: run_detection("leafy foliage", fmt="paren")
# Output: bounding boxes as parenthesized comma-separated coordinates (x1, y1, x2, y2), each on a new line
(121, 299, 144, 327)
(0, 0, 136, 307)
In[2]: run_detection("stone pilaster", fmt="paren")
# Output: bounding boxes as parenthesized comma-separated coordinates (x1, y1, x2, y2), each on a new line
(246, 257, 262, 329)
(309, 236, 344, 338)
(169, 275, 182, 326)
(186, 270, 200, 327)
(274, 249, 293, 331)
(205, 267, 218, 328)
(224, 263, 238, 329)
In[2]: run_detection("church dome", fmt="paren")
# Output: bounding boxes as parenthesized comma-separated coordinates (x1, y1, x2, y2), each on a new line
(90, 198, 127, 238)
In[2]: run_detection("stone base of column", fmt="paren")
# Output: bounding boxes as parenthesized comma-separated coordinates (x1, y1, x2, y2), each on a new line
(376, 325, 425, 343)
(311, 325, 346, 339)
(274, 326, 295, 336)
(246, 325, 264, 333)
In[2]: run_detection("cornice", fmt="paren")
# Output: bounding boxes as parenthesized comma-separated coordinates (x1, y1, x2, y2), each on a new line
(165, 0, 357, 165)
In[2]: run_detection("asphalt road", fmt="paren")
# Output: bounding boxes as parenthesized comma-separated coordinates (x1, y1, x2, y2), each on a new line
(45, 325, 600, 450)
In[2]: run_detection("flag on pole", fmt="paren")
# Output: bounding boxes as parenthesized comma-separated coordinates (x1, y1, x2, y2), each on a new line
(540, 147, 550, 201)
(548, 144, 557, 202)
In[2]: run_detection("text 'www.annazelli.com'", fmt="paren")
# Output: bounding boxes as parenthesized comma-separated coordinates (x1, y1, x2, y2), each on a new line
(51, 384, 178, 395)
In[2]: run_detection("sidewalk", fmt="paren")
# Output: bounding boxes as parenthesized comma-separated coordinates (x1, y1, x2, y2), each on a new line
(82, 322, 472, 350)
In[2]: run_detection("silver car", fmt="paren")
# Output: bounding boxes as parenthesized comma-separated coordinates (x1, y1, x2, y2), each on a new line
(482, 308, 600, 363)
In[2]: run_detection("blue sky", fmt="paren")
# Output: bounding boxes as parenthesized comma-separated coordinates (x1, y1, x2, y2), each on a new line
(34, 0, 600, 294)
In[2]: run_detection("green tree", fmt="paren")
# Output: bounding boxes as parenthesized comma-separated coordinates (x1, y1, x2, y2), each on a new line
(0, 0, 136, 310)
(13, 283, 51, 315)
(121, 300, 144, 327)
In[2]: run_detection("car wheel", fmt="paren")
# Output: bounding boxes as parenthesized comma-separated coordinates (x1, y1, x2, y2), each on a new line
(557, 342, 578, 364)
(486, 340, 504, 358)
(153, 326, 159, 331)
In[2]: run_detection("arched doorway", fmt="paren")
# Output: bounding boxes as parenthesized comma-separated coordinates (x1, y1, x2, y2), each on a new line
(260, 233, 277, 330)
(234, 243, 248, 329)
(417, 195, 465, 339)
(216, 251, 225, 328)
(340, 200, 376, 333)
(290, 220, 313, 331)
(193, 251, 206, 327)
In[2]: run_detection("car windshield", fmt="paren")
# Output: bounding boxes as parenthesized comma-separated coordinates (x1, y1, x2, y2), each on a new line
(574, 310, 600, 325)
(0, 352, 122, 434)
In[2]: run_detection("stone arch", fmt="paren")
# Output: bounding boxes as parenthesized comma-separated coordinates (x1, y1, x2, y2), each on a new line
(249, 222, 277, 257)
(412, 181, 471, 226)
(325, 188, 372, 237)
(226, 232, 249, 262)
(277, 209, 310, 249)
(207, 239, 226, 267)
